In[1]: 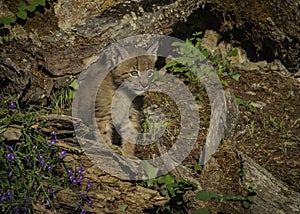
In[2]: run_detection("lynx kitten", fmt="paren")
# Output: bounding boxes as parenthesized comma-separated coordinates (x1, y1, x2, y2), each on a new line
(95, 45, 157, 156)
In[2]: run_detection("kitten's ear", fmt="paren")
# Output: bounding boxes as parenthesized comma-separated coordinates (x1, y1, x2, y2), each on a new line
(147, 40, 159, 57)
(109, 43, 130, 66)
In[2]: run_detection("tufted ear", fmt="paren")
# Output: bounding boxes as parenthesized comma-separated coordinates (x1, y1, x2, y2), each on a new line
(109, 43, 130, 67)
(147, 40, 159, 60)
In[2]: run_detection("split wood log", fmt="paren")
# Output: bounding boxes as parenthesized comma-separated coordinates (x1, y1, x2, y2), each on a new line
(238, 151, 300, 214)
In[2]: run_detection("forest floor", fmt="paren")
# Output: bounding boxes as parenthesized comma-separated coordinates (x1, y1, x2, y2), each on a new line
(137, 66, 300, 213)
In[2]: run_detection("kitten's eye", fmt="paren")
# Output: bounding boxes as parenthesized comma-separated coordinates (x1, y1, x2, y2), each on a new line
(130, 71, 139, 77)
(147, 70, 154, 77)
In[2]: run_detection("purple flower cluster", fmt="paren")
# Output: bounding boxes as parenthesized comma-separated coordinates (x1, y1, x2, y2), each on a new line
(46, 130, 57, 146)
(76, 192, 93, 213)
(38, 154, 45, 167)
(66, 167, 93, 213)
(45, 130, 67, 159)
(6, 145, 15, 163)
(67, 166, 85, 185)
(0, 191, 13, 205)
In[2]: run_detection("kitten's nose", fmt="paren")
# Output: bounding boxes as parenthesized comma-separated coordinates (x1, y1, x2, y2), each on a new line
(141, 82, 149, 89)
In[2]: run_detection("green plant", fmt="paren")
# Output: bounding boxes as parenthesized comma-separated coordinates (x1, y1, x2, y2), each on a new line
(165, 31, 240, 90)
(158, 175, 197, 213)
(194, 182, 256, 210)
(142, 109, 170, 143)
(165, 31, 207, 85)
(0, 96, 92, 213)
(0, 0, 51, 26)
(49, 79, 77, 114)
(140, 171, 197, 213)
(235, 98, 257, 113)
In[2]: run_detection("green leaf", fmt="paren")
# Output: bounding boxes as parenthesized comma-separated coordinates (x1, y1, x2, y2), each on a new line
(32, 0, 46, 6)
(195, 190, 212, 201)
(222, 194, 246, 201)
(192, 207, 211, 214)
(176, 200, 183, 205)
(27, 4, 37, 12)
(209, 191, 218, 199)
(16, 10, 27, 20)
(18, 2, 28, 11)
(69, 79, 78, 89)
(212, 54, 222, 64)
(242, 201, 250, 209)
(231, 73, 240, 81)
(227, 48, 238, 57)
(247, 195, 254, 202)
(118, 204, 128, 211)
(0, 14, 17, 25)
(141, 160, 159, 179)
(157, 174, 175, 185)
(38, 0, 46, 6)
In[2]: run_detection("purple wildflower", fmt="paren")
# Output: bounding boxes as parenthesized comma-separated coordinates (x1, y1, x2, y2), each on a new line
(51, 130, 57, 136)
(50, 138, 57, 144)
(60, 150, 67, 158)
(8, 101, 16, 109)
(47, 166, 53, 171)
(81, 208, 86, 214)
(14, 208, 19, 214)
(0, 194, 6, 203)
(67, 168, 73, 175)
(7, 191, 12, 201)
(45, 200, 51, 208)
(48, 187, 55, 197)
(67, 168, 74, 182)
(6, 152, 15, 161)
(38, 155, 45, 167)
(72, 179, 78, 185)
(8, 170, 13, 177)
(6, 145, 13, 151)
(24, 198, 30, 205)
(88, 199, 93, 207)
(86, 180, 92, 189)
(81, 193, 88, 200)
(78, 166, 84, 175)
(78, 175, 84, 182)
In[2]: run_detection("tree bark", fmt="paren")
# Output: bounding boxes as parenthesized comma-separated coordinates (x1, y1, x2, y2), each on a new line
(0, 0, 205, 104)
(1, 0, 299, 103)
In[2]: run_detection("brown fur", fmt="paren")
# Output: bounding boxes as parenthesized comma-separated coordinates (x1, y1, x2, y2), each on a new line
(95, 55, 156, 156)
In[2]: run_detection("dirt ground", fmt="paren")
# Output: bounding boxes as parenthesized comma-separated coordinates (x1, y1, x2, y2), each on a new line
(136, 67, 299, 213)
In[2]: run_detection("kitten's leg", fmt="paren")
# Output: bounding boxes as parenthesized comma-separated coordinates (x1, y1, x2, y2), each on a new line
(96, 117, 112, 146)
(119, 108, 141, 156)
(96, 117, 124, 154)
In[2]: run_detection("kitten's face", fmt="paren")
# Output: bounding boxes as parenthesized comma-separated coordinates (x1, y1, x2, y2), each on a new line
(112, 55, 156, 94)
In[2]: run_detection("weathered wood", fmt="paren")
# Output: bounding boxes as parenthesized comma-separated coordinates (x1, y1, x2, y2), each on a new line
(39, 114, 169, 213)
(0, 0, 205, 104)
(238, 151, 300, 214)
(1, 0, 299, 103)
